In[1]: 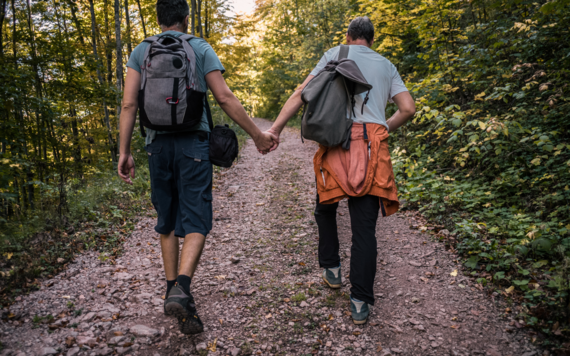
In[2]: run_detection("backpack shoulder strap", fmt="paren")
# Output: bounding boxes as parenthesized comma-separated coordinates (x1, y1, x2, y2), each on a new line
(205, 94, 214, 132)
(140, 37, 159, 90)
(338, 44, 349, 60)
(142, 35, 160, 43)
(179, 35, 202, 92)
(178, 33, 197, 41)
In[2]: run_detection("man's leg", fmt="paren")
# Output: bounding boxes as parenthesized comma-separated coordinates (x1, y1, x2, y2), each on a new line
(176, 232, 206, 290)
(348, 195, 380, 306)
(315, 194, 340, 269)
(164, 133, 211, 335)
(315, 194, 343, 288)
(160, 231, 179, 295)
(164, 231, 207, 334)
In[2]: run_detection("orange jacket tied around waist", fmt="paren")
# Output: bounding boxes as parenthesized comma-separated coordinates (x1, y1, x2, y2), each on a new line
(313, 123, 399, 217)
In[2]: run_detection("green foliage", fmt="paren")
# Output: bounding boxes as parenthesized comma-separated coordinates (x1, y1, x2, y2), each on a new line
(364, 0, 570, 335)
(234, 0, 359, 119)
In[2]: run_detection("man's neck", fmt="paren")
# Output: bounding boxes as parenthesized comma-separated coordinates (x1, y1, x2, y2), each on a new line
(161, 26, 186, 33)
(346, 37, 372, 47)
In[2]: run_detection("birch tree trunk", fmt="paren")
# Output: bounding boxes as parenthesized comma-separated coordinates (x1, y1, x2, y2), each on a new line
(88, 0, 116, 162)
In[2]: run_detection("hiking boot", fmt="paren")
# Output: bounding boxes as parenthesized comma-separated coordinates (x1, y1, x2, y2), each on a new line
(164, 285, 204, 334)
(350, 297, 370, 325)
(164, 299, 171, 316)
(322, 265, 342, 289)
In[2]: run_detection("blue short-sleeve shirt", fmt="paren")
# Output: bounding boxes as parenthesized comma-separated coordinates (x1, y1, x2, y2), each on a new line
(127, 31, 225, 144)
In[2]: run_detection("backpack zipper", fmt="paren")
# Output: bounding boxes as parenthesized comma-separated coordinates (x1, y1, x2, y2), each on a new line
(368, 142, 371, 159)
(320, 167, 326, 186)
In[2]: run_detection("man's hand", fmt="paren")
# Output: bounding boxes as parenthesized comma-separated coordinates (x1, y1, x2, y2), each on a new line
(263, 127, 281, 152)
(118, 153, 135, 185)
(118, 68, 140, 184)
(254, 131, 278, 154)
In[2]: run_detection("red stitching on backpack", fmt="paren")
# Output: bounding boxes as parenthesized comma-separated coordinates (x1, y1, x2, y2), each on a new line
(165, 97, 179, 104)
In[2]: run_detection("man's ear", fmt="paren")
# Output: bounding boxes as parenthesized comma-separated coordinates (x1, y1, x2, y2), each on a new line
(184, 15, 189, 26)
(346, 33, 352, 44)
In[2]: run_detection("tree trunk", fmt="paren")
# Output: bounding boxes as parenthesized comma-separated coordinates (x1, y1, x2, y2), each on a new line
(197, 0, 202, 38)
(191, 0, 196, 35)
(69, 0, 85, 45)
(114, 0, 123, 152)
(70, 108, 82, 175)
(88, 0, 117, 162)
(27, 170, 34, 210)
(135, 0, 147, 38)
(204, 0, 208, 38)
(57, 3, 83, 176)
(114, 0, 123, 96)
(0, 0, 7, 154)
(0, 0, 7, 58)
(124, 0, 132, 54)
(103, 0, 113, 83)
(10, 0, 15, 63)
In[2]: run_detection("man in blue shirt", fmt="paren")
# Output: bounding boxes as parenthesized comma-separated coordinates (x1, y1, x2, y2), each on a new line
(118, 0, 276, 334)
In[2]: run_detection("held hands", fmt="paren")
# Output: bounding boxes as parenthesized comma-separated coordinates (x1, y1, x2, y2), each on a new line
(254, 130, 280, 155)
(265, 127, 280, 151)
(118, 153, 136, 185)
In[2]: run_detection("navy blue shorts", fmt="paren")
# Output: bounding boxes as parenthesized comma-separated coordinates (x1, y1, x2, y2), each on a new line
(144, 131, 213, 237)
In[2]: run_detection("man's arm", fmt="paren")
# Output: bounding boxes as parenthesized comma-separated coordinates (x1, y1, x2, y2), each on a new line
(386, 91, 416, 132)
(268, 75, 314, 139)
(118, 67, 141, 184)
(205, 70, 275, 152)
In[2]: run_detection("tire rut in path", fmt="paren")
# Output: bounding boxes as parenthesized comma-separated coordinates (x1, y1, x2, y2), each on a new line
(0, 119, 540, 356)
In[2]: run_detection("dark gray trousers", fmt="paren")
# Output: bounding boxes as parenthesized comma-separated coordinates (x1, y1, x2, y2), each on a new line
(315, 194, 380, 305)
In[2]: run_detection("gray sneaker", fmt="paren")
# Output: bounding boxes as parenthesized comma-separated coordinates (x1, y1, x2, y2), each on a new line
(164, 285, 204, 334)
(322, 265, 342, 289)
(350, 297, 370, 325)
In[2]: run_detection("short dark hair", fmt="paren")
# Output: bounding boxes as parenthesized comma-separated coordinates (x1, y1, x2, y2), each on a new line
(347, 17, 374, 44)
(156, 0, 189, 28)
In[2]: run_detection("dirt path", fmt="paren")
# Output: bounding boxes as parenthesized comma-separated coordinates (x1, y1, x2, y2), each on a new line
(0, 119, 542, 356)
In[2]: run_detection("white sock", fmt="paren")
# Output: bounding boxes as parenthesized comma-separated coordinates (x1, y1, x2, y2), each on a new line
(327, 265, 341, 278)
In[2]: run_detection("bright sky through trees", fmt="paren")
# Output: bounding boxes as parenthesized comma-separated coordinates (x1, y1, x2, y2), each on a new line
(230, 0, 255, 15)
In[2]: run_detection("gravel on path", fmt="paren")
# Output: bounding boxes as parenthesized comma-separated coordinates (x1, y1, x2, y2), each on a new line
(0, 119, 542, 356)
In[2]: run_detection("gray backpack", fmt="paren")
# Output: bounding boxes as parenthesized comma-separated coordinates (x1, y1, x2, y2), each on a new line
(300, 45, 372, 149)
(138, 34, 204, 137)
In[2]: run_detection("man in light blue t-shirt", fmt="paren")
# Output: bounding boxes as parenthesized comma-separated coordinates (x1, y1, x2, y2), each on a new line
(117, 0, 276, 335)
(264, 17, 416, 325)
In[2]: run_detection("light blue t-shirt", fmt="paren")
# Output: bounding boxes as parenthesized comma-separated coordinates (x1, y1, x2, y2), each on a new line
(126, 31, 225, 144)
(310, 45, 408, 131)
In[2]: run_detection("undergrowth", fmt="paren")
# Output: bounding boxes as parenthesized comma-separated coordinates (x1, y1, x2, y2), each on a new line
(0, 160, 152, 308)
